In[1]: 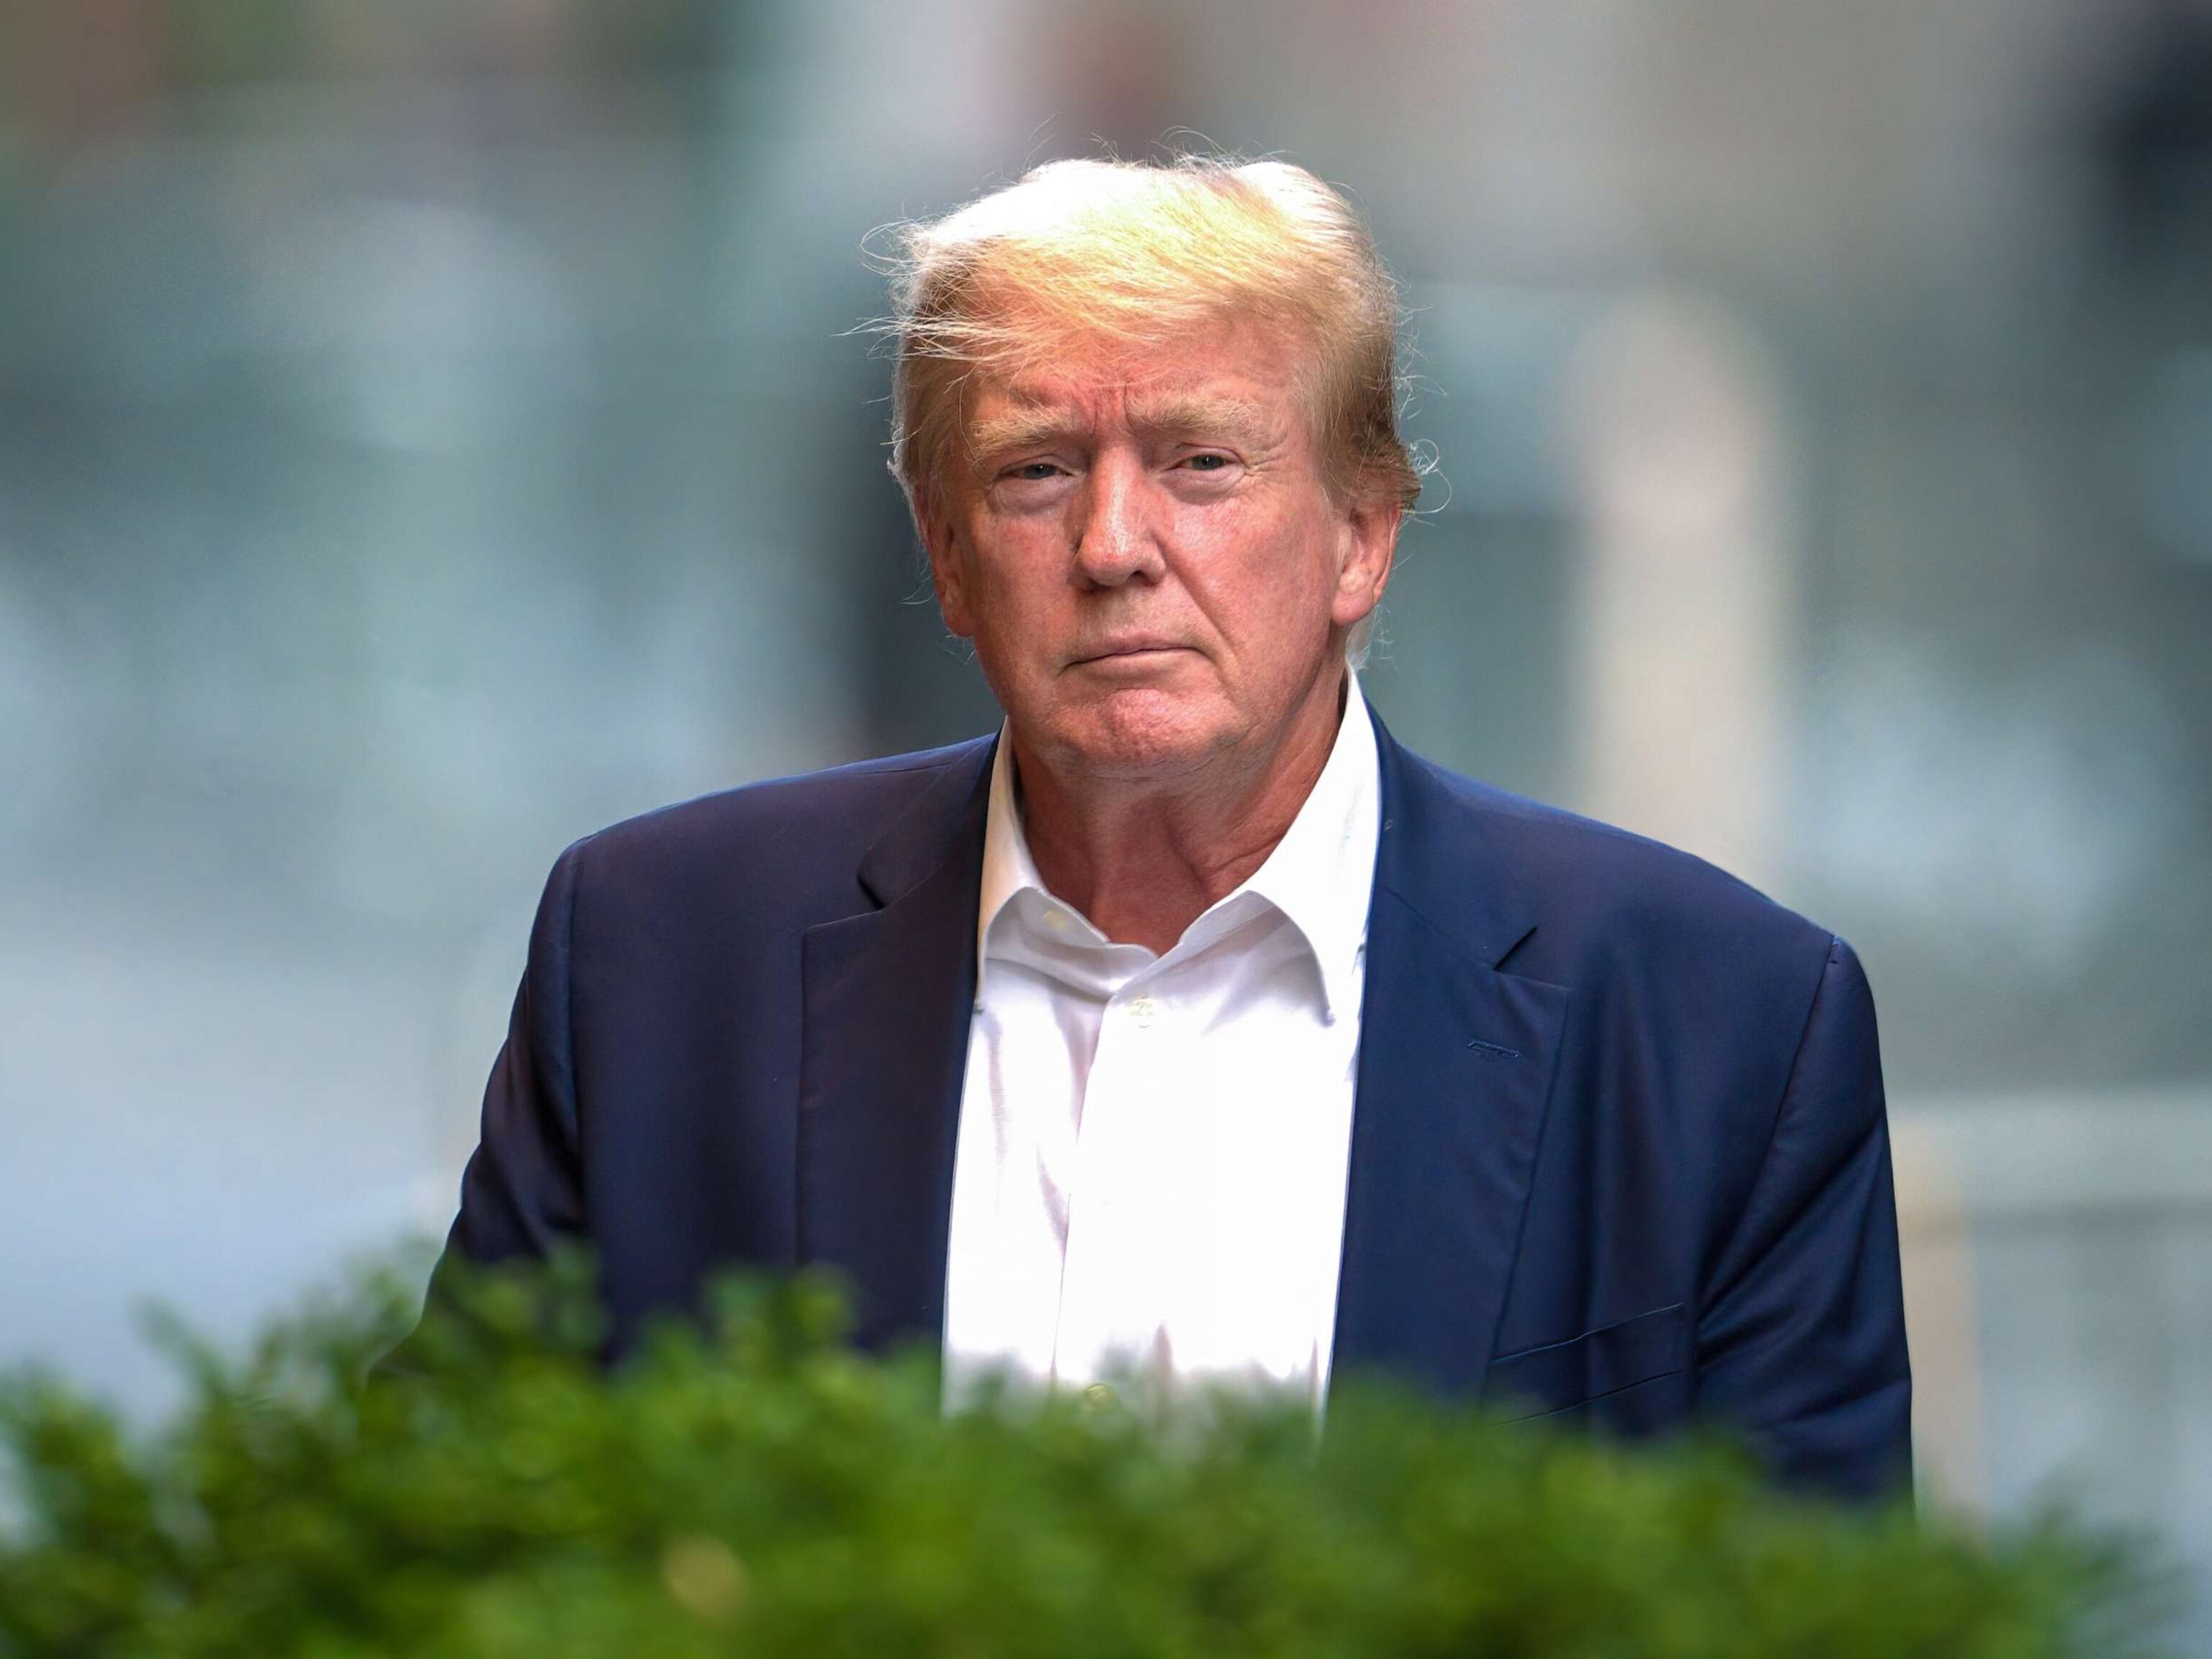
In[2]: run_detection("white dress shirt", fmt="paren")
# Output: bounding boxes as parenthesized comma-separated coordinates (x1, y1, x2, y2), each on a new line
(941, 673, 1381, 1413)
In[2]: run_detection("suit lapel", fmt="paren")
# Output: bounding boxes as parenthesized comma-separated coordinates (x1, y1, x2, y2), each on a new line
(1331, 717, 1571, 1399)
(798, 744, 994, 1354)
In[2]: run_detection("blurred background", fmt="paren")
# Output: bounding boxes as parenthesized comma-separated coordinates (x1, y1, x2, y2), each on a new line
(1, 0, 2208, 1642)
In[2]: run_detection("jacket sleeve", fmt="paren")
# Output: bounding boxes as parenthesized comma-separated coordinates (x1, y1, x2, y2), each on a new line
(1694, 935, 1914, 1502)
(377, 840, 591, 1377)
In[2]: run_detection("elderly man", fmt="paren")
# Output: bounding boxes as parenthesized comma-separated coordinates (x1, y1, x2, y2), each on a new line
(424, 156, 1910, 1501)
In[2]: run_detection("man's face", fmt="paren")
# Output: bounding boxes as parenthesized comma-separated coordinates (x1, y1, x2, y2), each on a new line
(922, 315, 1399, 781)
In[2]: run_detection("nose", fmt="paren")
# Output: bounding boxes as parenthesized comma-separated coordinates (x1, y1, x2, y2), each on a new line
(1069, 449, 1166, 589)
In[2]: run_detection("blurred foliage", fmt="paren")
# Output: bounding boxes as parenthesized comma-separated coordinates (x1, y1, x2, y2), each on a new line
(0, 1251, 2172, 1658)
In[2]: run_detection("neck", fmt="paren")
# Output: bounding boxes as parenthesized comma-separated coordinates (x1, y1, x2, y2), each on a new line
(1010, 665, 1349, 955)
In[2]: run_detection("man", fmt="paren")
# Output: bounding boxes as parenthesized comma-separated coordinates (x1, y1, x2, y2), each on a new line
(421, 156, 1910, 1501)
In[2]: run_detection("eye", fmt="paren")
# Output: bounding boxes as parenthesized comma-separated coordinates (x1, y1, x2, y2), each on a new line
(1009, 460, 1064, 482)
(1183, 451, 1233, 472)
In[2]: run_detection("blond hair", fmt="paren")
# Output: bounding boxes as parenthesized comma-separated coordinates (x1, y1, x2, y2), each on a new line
(881, 156, 1421, 520)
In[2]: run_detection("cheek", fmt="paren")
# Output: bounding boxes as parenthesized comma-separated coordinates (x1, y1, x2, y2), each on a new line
(1178, 505, 1340, 638)
(963, 529, 1069, 652)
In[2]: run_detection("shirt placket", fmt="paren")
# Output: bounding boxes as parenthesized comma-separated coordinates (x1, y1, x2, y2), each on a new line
(1051, 968, 1174, 1390)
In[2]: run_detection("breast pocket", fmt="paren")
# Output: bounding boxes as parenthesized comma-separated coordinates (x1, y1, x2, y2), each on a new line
(1483, 1303, 1691, 1429)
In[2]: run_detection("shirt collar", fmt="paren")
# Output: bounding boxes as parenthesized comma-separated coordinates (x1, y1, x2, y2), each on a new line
(976, 725, 1056, 986)
(1237, 669, 1380, 1025)
(974, 671, 1382, 1024)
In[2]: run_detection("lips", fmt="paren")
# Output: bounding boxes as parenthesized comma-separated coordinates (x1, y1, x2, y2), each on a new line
(1072, 638, 1191, 665)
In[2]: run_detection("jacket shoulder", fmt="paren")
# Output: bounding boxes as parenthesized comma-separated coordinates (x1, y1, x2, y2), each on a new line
(1393, 748, 1863, 1160)
(554, 736, 994, 910)
(1397, 748, 1839, 974)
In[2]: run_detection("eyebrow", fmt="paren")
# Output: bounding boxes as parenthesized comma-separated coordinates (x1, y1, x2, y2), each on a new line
(966, 393, 1282, 465)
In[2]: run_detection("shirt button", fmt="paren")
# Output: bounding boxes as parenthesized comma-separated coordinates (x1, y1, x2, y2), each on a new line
(1043, 909, 1070, 934)
(1127, 994, 1156, 1028)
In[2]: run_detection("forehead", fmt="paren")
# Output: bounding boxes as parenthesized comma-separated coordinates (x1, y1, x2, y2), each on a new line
(964, 313, 1315, 435)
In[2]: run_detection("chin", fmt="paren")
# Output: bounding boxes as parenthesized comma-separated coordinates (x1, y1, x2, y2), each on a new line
(1039, 688, 1238, 779)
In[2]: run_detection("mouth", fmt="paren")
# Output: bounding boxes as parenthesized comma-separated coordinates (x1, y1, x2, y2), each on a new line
(1070, 640, 1195, 669)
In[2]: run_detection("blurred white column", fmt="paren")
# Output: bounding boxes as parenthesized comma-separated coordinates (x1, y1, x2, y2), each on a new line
(1890, 1117, 1987, 1521)
(1564, 295, 1792, 891)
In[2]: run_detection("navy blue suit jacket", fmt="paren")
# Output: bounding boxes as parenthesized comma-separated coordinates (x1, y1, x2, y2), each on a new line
(428, 705, 1911, 1502)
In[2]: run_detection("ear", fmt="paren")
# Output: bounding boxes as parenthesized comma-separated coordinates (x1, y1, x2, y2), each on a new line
(1330, 491, 1401, 631)
(917, 487, 977, 639)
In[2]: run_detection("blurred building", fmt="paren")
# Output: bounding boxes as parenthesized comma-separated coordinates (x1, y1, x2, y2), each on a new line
(1, 0, 2208, 1645)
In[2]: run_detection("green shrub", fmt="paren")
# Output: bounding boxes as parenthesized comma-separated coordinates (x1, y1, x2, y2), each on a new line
(0, 1252, 2169, 1658)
